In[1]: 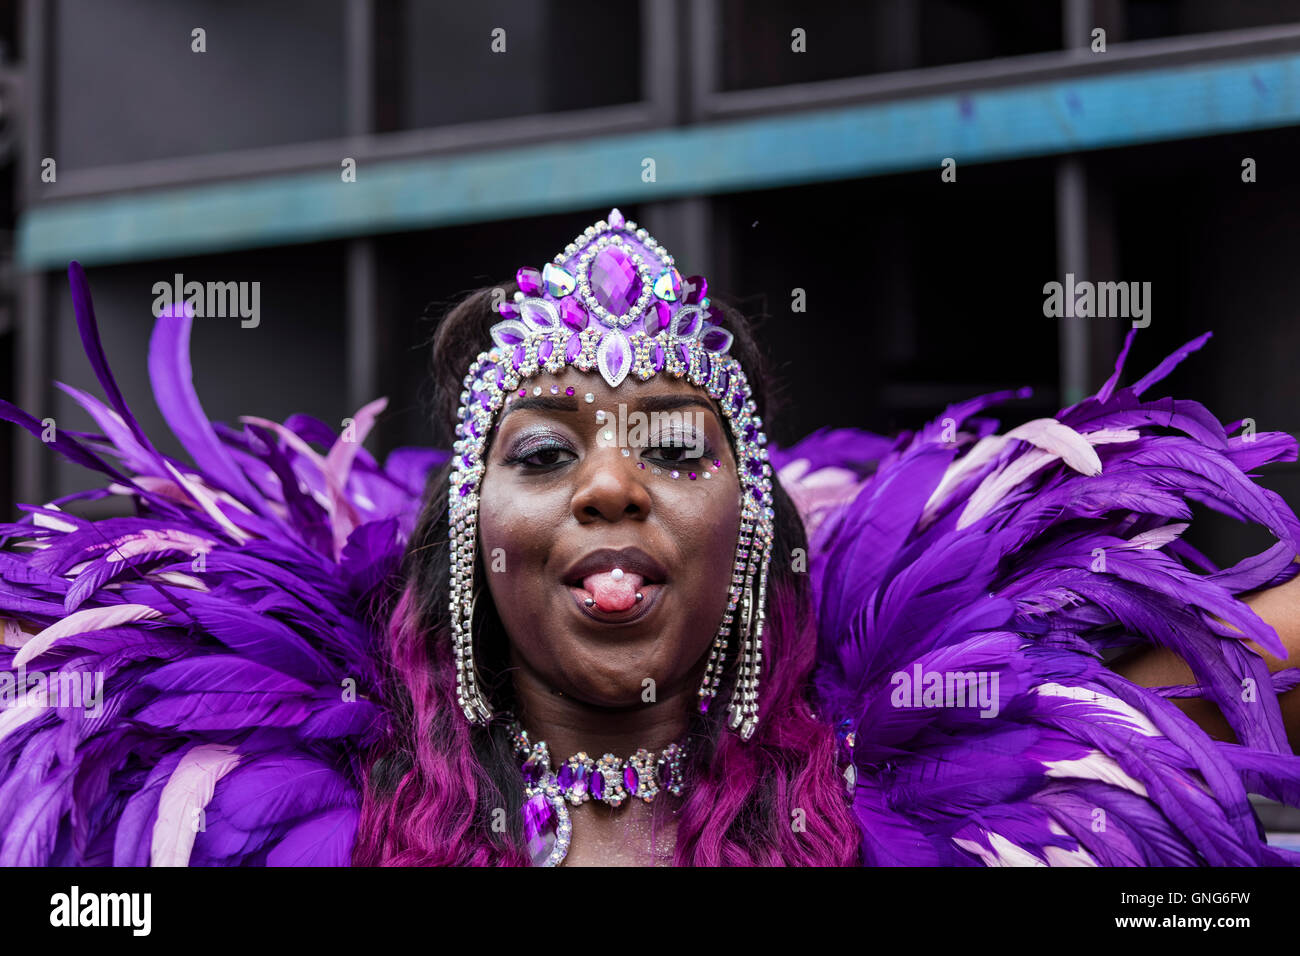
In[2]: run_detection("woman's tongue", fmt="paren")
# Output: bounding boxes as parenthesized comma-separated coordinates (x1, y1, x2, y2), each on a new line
(582, 570, 645, 611)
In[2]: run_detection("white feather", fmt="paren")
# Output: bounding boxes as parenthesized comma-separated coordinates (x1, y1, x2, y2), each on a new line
(150, 744, 243, 867)
(954, 831, 1047, 866)
(14, 604, 164, 668)
(1044, 752, 1150, 798)
(1034, 682, 1161, 737)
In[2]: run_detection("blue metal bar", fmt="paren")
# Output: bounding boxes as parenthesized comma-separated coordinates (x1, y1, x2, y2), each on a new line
(19, 51, 1300, 268)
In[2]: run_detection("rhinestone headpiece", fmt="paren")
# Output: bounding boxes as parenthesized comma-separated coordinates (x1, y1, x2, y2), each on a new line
(448, 208, 775, 739)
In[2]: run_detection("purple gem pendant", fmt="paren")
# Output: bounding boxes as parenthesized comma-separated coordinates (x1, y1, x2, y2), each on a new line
(508, 717, 689, 866)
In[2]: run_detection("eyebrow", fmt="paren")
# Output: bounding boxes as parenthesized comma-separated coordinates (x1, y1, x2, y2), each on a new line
(500, 393, 717, 420)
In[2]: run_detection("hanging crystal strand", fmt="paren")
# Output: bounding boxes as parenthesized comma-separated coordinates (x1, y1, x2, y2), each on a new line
(739, 538, 771, 739)
(727, 510, 760, 732)
(727, 577, 754, 732)
(698, 509, 753, 713)
(452, 512, 492, 725)
(728, 518, 771, 736)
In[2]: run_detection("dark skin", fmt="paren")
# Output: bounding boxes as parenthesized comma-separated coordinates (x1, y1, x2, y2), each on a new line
(477, 366, 741, 866)
(1110, 568, 1300, 752)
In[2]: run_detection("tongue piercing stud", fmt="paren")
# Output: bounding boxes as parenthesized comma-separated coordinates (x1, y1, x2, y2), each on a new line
(635, 592, 644, 602)
(584, 598, 595, 607)
(611, 568, 624, 580)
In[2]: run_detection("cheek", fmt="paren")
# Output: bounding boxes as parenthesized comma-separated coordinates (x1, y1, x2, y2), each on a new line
(476, 467, 562, 612)
(663, 472, 742, 644)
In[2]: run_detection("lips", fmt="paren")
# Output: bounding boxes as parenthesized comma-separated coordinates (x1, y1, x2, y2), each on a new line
(562, 547, 668, 619)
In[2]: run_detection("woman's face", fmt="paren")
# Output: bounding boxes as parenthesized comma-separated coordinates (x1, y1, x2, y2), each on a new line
(477, 367, 741, 709)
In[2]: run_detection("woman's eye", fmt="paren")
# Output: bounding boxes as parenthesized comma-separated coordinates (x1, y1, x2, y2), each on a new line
(526, 448, 571, 467)
(507, 444, 575, 469)
(646, 442, 710, 464)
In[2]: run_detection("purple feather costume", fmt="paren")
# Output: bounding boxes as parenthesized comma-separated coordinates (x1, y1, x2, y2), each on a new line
(3, 260, 1300, 865)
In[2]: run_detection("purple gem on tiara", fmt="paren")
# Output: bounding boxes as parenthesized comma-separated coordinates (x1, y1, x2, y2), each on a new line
(701, 325, 733, 353)
(683, 275, 708, 305)
(520, 299, 558, 329)
(496, 324, 527, 346)
(590, 246, 641, 316)
(608, 207, 626, 229)
(669, 307, 702, 339)
(623, 766, 639, 795)
(561, 298, 589, 331)
(597, 329, 632, 387)
(645, 301, 672, 336)
(517, 267, 543, 297)
(498, 301, 520, 320)
(565, 334, 582, 362)
(538, 339, 553, 363)
(557, 763, 575, 791)
(591, 769, 605, 800)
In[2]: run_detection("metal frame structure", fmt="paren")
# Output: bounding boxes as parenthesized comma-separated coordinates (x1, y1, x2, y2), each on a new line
(10, 0, 1300, 504)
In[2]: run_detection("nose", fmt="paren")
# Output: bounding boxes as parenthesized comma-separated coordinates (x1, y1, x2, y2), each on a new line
(570, 445, 653, 524)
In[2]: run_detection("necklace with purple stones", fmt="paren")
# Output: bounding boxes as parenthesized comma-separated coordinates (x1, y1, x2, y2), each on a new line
(508, 717, 690, 867)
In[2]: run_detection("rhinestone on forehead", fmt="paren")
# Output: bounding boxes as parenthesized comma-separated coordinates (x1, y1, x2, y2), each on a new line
(448, 208, 775, 739)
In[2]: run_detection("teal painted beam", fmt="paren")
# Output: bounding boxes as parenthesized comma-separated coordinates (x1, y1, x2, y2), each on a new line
(19, 51, 1300, 268)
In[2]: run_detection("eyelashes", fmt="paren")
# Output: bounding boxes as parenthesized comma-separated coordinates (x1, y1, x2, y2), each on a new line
(502, 431, 715, 472)
(503, 437, 576, 470)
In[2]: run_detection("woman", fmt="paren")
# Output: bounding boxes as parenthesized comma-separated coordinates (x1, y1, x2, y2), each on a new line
(3, 209, 1300, 866)
(354, 231, 859, 864)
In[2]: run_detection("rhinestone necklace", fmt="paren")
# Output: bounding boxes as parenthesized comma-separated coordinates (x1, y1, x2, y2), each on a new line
(508, 717, 690, 866)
